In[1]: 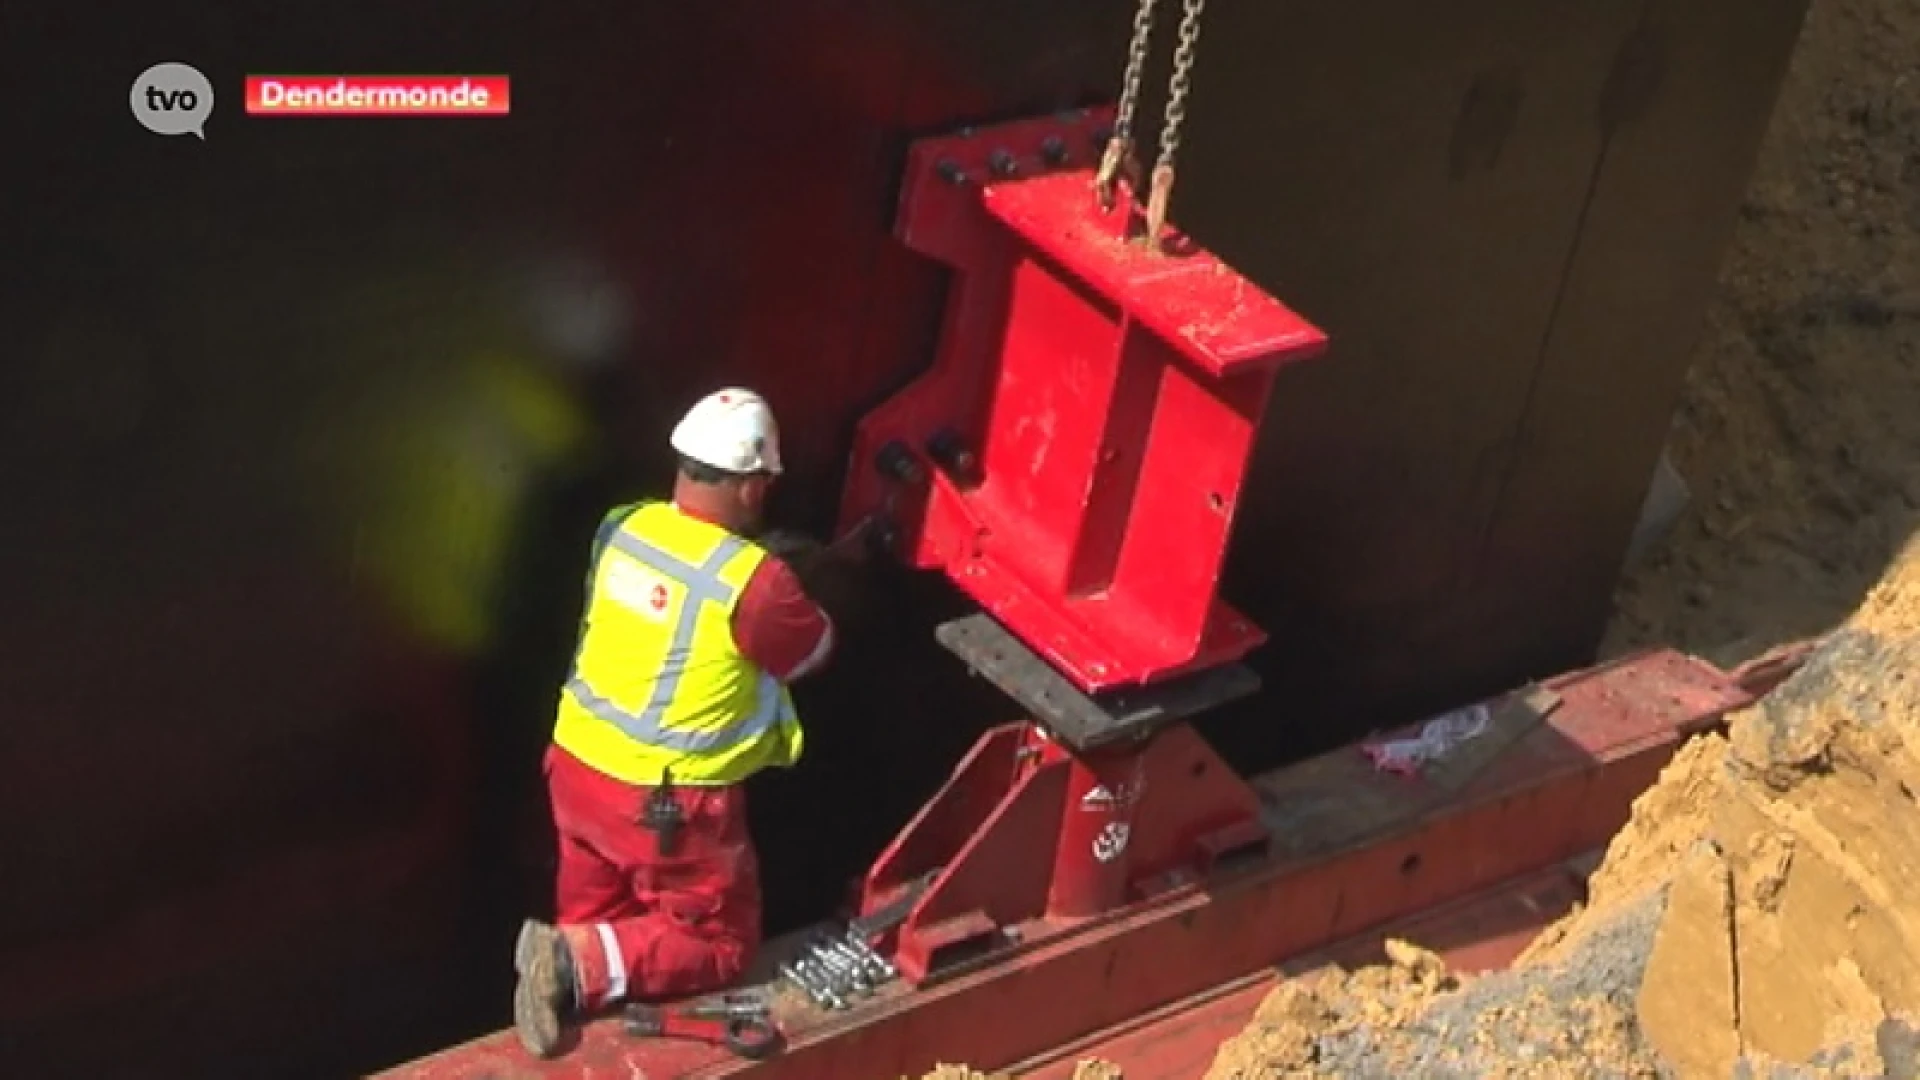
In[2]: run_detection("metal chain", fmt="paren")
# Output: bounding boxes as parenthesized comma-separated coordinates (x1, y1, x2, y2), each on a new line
(1144, 0, 1207, 242)
(1155, 0, 1206, 174)
(1094, 0, 1161, 210)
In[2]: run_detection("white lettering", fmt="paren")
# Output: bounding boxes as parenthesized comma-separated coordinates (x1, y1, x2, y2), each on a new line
(258, 79, 499, 111)
(1079, 775, 1146, 811)
(1092, 822, 1131, 863)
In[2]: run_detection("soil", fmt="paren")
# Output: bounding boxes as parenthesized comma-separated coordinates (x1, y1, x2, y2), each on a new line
(924, 0, 1920, 1072)
(1602, 0, 1920, 666)
(1184, 545, 1920, 1080)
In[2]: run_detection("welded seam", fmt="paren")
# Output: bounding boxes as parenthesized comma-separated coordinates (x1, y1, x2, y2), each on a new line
(1471, 0, 1659, 580)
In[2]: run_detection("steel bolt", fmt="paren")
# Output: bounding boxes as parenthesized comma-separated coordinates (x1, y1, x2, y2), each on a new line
(793, 957, 849, 1008)
(811, 942, 870, 990)
(829, 937, 875, 974)
(926, 428, 978, 483)
(876, 440, 927, 485)
(988, 149, 1018, 178)
(829, 941, 875, 983)
(780, 959, 841, 1009)
(936, 158, 967, 186)
(843, 934, 898, 981)
(1040, 135, 1068, 167)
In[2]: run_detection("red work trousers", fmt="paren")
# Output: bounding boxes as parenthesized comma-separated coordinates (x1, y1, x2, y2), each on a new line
(542, 744, 762, 1005)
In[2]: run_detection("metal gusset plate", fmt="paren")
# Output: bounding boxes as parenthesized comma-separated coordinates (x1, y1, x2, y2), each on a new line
(936, 613, 1260, 752)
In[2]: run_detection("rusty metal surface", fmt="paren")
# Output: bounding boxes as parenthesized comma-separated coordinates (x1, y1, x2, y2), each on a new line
(1017, 860, 1591, 1080)
(1257, 648, 1751, 859)
(6, 0, 1805, 1074)
(382, 648, 1746, 1078)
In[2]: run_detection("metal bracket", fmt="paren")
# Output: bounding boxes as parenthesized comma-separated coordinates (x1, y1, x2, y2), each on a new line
(839, 108, 1328, 694)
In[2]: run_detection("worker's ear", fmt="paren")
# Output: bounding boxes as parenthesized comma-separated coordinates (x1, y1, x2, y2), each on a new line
(738, 472, 773, 510)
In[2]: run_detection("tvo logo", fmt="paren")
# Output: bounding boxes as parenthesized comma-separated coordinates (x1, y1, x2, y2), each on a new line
(131, 62, 214, 139)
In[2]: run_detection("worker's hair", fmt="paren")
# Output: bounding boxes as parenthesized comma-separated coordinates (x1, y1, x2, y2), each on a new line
(678, 454, 751, 486)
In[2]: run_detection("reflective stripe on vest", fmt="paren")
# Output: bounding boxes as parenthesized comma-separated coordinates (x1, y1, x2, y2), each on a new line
(564, 528, 785, 754)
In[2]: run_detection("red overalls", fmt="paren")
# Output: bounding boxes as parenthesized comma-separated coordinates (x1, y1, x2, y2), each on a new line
(543, 744, 761, 1006)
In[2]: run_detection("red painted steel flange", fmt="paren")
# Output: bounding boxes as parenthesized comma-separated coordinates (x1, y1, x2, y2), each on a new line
(839, 107, 1330, 693)
(856, 718, 1267, 984)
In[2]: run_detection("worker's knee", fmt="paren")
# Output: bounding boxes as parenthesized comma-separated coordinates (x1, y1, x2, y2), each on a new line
(633, 920, 752, 999)
(707, 932, 751, 987)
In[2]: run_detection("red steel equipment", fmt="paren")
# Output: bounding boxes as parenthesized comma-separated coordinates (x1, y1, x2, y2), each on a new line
(838, 105, 1328, 983)
(839, 108, 1328, 693)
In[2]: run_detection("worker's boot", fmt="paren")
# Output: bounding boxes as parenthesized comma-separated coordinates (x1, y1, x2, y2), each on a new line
(513, 919, 579, 1058)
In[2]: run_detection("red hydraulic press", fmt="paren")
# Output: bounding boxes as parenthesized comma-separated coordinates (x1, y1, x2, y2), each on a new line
(836, 104, 1330, 983)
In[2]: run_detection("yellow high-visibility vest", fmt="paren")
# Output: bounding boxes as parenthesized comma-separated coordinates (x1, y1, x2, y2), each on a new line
(552, 502, 804, 786)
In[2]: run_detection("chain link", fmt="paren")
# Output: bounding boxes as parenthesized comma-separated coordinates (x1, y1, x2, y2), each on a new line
(1156, 0, 1206, 173)
(1144, 0, 1207, 242)
(1115, 0, 1159, 143)
(1095, 0, 1161, 209)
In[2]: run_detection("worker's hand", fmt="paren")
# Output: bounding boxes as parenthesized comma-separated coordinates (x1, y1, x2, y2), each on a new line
(824, 514, 886, 565)
(758, 529, 824, 565)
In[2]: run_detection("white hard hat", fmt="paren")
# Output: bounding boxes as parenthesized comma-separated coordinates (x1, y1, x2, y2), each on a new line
(670, 388, 784, 475)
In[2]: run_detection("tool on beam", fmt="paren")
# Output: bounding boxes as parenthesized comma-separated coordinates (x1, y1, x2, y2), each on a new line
(621, 994, 784, 1061)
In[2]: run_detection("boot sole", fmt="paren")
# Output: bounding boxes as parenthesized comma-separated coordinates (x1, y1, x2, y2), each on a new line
(514, 919, 544, 975)
(513, 920, 563, 1058)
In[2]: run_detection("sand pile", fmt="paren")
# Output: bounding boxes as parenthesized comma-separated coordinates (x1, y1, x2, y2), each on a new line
(1539, 563, 1920, 1077)
(1203, 933, 1665, 1079)
(1201, 542, 1920, 1079)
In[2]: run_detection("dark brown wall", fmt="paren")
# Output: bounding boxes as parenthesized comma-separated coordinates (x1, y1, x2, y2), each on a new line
(0, 0, 1806, 1074)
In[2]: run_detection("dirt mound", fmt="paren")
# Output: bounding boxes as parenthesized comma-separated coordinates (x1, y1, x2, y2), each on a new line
(1202, 552, 1920, 1079)
(1605, 0, 1920, 666)
(1531, 587, 1920, 1077)
(1204, 931, 1665, 1079)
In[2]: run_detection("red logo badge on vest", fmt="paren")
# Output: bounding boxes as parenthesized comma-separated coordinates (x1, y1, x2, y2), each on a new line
(648, 583, 670, 612)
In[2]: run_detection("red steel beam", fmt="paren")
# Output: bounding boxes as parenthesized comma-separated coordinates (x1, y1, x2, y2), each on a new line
(382, 647, 1751, 1080)
(1016, 858, 1592, 1080)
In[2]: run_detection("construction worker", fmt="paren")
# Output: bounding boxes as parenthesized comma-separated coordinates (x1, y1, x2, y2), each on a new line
(511, 387, 857, 1057)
